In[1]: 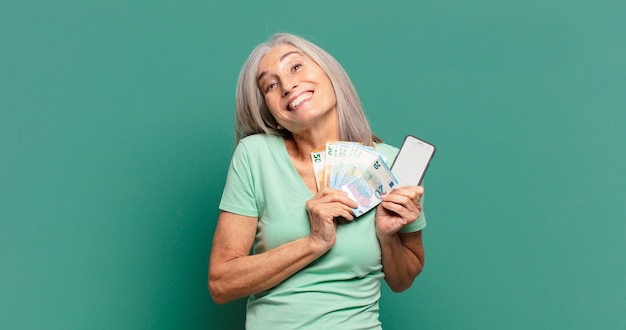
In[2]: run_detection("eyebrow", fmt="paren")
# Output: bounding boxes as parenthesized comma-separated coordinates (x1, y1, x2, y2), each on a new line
(256, 51, 303, 83)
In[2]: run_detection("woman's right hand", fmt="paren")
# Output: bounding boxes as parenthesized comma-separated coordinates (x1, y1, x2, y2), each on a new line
(305, 187, 358, 251)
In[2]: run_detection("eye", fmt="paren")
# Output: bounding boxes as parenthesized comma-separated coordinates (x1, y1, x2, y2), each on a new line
(265, 82, 277, 93)
(291, 63, 302, 72)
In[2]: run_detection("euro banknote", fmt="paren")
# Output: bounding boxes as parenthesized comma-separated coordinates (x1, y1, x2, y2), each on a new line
(311, 141, 398, 216)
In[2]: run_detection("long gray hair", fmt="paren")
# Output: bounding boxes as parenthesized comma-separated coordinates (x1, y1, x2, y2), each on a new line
(234, 33, 380, 145)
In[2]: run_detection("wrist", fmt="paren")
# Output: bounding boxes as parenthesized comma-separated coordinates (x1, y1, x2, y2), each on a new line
(307, 235, 334, 256)
(376, 230, 400, 245)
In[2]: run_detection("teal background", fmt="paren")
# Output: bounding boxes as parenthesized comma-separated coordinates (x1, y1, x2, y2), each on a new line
(1, 0, 625, 329)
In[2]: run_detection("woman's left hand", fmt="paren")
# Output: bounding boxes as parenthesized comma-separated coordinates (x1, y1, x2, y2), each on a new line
(375, 186, 424, 237)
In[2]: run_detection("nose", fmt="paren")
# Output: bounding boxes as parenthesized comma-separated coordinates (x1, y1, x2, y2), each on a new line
(281, 80, 298, 97)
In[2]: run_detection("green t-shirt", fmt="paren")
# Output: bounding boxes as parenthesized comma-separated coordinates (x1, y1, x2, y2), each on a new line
(219, 134, 426, 330)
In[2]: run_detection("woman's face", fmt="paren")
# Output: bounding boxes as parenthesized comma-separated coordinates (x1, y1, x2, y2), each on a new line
(256, 44, 337, 135)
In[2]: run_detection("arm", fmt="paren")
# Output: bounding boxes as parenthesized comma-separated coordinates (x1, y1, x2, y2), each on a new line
(208, 188, 357, 304)
(208, 211, 327, 304)
(378, 230, 424, 292)
(375, 186, 426, 292)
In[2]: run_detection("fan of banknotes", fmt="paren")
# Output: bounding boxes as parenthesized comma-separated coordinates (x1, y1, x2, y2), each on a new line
(310, 141, 398, 216)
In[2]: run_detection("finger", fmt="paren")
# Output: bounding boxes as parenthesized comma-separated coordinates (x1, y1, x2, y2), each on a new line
(385, 186, 422, 204)
(310, 201, 356, 221)
(326, 201, 355, 219)
(382, 191, 422, 216)
(382, 193, 418, 212)
(321, 189, 358, 208)
(381, 200, 412, 219)
(380, 204, 420, 226)
(377, 204, 409, 228)
(309, 190, 355, 209)
(336, 203, 355, 220)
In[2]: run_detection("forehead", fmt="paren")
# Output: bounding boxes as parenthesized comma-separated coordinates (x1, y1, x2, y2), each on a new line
(257, 44, 304, 75)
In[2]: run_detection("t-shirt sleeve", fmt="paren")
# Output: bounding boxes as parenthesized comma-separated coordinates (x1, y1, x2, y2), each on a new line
(219, 141, 259, 217)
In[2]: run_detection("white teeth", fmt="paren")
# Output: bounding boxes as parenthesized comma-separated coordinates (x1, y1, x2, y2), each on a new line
(289, 92, 312, 109)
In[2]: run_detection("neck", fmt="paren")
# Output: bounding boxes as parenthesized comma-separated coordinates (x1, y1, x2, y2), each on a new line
(286, 126, 340, 162)
(283, 108, 341, 161)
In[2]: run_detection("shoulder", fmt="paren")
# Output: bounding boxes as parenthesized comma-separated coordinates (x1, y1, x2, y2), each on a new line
(230, 134, 285, 166)
(239, 133, 282, 146)
(236, 134, 283, 154)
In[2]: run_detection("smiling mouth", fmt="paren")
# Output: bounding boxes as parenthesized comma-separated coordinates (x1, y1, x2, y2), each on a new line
(288, 92, 313, 111)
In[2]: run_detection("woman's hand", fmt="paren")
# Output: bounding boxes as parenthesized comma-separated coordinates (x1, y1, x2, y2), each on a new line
(375, 186, 424, 237)
(306, 187, 358, 251)
(375, 186, 426, 292)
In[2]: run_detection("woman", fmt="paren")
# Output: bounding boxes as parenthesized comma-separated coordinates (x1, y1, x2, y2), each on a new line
(209, 33, 426, 329)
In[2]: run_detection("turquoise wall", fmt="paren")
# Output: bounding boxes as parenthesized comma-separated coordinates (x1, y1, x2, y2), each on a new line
(1, 0, 624, 329)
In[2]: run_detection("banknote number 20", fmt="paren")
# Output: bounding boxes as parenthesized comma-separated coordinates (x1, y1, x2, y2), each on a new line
(374, 184, 385, 198)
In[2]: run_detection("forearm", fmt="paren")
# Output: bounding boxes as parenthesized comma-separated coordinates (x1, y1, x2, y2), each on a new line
(209, 236, 328, 304)
(209, 188, 353, 304)
(378, 231, 424, 292)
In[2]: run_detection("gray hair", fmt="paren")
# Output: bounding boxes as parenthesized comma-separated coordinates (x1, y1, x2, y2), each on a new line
(234, 33, 380, 145)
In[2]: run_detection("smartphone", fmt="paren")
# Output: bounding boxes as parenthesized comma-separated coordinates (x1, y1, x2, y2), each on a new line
(390, 135, 436, 186)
